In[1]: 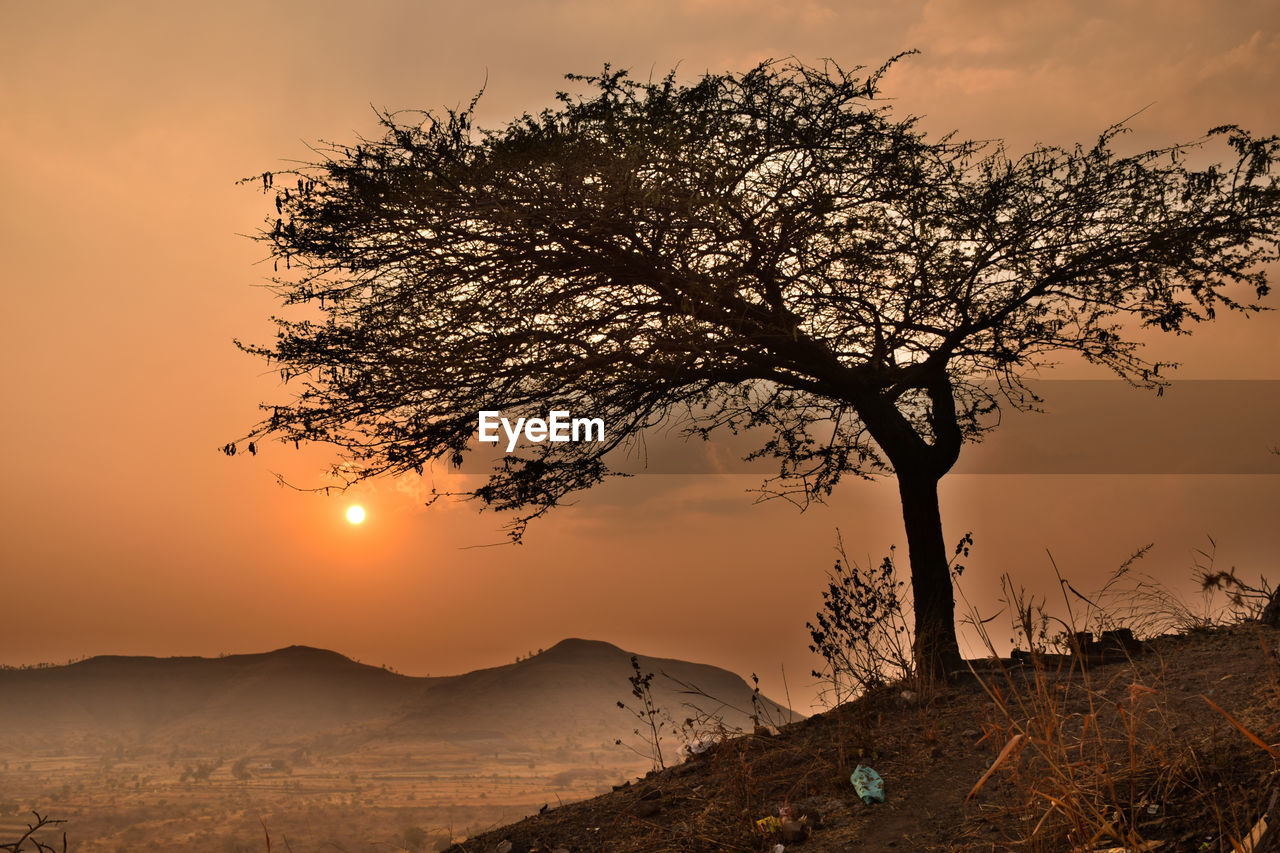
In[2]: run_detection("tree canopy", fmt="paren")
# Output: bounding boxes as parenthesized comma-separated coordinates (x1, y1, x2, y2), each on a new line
(233, 57, 1280, 676)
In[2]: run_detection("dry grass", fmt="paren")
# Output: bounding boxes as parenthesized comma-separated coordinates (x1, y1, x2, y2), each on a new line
(960, 568, 1280, 852)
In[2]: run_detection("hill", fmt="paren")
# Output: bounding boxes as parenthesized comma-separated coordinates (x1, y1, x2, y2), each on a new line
(386, 638, 793, 748)
(0, 639, 791, 756)
(0, 645, 415, 751)
(443, 623, 1280, 852)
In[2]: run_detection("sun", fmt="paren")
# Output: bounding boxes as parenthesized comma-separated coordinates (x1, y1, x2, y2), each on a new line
(345, 505, 366, 524)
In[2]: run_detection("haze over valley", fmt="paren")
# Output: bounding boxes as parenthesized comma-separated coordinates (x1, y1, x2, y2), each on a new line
(0, 639, 789, 850)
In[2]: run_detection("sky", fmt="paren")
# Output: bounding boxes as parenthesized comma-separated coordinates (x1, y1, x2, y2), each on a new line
(2, 0, 1278, 709)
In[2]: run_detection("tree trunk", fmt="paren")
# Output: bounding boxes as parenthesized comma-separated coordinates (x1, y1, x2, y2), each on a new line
(896, 471, 963, 681)
(1263, 586, 1280, 628)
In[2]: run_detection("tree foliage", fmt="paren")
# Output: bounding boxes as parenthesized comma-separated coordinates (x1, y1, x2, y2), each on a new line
(233, 56, 1280, 675)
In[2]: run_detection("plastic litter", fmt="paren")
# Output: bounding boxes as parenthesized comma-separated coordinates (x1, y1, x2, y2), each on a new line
(851, 764, 885, 804)
(759, 809, 812, 843)
(677, 734, 719, 760)
(755, 816, 783, 834)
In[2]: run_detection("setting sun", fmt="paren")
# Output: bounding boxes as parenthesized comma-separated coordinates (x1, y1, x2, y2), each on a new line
(345, 505, 366, 524)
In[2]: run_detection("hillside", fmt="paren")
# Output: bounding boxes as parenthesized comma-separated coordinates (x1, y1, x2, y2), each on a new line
(445, 623, 1280, 853)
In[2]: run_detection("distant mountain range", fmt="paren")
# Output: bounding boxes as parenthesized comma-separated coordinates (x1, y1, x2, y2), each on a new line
(0, 639, 795, 759)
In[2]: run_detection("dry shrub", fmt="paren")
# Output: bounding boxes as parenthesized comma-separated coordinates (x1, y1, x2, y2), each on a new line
(807, 531, 917, 708)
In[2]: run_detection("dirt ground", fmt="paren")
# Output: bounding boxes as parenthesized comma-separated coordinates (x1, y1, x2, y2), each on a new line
(445, 623, 1280, 853)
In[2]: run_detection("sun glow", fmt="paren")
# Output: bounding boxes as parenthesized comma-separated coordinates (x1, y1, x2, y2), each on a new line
(345, 505, 366, 524)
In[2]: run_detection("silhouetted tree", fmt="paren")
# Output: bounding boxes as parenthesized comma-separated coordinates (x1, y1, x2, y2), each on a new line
(232, 57, 1280, 678)
(0, 811, 65, 853)
(401, 826, 429, 852)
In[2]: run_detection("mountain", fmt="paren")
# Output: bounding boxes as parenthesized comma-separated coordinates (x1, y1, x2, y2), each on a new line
(0, 645, 420, 752)
(0, 639, 794, 756)
(0, 640, 799, 850)
(386, 637, 794, 747)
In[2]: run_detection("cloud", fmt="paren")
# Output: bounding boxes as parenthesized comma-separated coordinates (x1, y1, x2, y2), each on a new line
(887, 0, 1279, 147)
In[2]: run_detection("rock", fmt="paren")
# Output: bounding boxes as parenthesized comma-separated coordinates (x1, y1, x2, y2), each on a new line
(634, 800, 661, 818)
(780, 818, 811, 844)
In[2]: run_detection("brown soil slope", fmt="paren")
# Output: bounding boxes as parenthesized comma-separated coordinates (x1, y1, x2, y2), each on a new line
(450, 623, 1280, 853)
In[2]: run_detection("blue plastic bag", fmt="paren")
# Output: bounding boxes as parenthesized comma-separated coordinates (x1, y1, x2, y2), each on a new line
(851, 764, 885, 804)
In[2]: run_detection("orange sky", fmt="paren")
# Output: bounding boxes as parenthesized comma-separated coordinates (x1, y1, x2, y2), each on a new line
(2, 1, 1278, 709)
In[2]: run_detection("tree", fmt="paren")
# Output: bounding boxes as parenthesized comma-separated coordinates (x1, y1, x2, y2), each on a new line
(231, 57, 1280, 678)
(230, 756, 252, 781)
